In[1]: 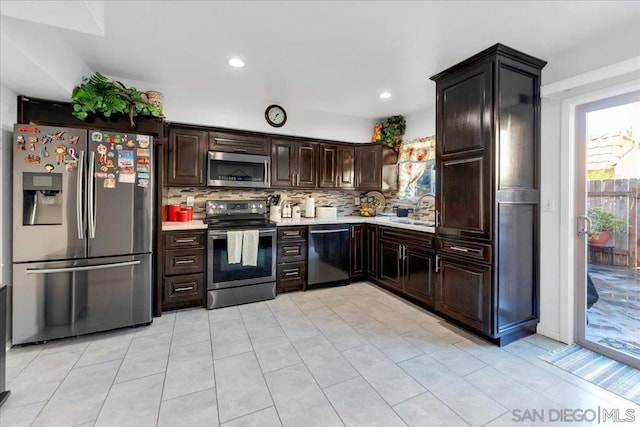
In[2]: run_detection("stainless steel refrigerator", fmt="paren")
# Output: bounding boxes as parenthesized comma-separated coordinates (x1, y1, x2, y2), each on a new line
(12, 124, 153, 345)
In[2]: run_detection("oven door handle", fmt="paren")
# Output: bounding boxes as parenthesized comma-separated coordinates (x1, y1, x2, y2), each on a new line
(208, 229, 276, 239)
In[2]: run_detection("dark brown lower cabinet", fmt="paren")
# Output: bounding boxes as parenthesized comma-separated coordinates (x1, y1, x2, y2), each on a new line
(349, 224, 365, 277)
(162, 230, 206, 311)
(375, 227, 436, 308)
(365, 225, 378, 278)
(436, 255, 492, 334)
(404, 246, 436, 307)
(276, 226, 307, 293)
(378, 240, 402, 290)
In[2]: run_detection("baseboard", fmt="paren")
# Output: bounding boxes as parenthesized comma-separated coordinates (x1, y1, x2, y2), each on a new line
(536, 326, 563, 343)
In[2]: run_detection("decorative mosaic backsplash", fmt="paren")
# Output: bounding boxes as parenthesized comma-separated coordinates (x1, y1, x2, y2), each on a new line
(165, 187, 435, 222)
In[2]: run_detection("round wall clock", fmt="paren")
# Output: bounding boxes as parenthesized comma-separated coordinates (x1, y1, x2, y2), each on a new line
(265, 104, 287, 128)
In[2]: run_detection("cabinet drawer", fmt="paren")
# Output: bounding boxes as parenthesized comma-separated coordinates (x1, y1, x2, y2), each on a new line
(277, 241, 307, 263)
(379, 227, 434, 249)
(277, 262, 306, 285)
(209, 132, 270, 155)
(165, 249, 205, 275)
(437, 238, 492, 264)
(277, 226, 307, 242)
(164, 274, 203, 305)
(164, 231, 206, 249)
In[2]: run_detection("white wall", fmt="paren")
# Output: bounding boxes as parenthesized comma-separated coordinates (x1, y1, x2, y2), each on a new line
(404, 106, 436, 140)
(0, 85, 16, 287)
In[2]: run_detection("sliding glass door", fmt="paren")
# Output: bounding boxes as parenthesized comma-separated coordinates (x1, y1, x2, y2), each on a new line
(575, 91, 640, 369)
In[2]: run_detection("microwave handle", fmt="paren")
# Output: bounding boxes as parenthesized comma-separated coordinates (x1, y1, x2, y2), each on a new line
(264, 160, 271, 187)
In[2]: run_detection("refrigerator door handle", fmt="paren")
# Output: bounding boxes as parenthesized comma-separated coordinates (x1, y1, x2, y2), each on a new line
(88, 151, 96, 239)
(25, 260, 141, 275)
(77, 150, 85, 239)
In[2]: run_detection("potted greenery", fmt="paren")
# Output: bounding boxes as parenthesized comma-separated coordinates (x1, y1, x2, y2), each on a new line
(588, 207, 626, 245)
(371, 115, 406, 152)
(71, 72, 163, 127)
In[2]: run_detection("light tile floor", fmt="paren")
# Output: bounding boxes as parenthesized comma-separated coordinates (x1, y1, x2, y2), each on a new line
(1, 281, 639, 427)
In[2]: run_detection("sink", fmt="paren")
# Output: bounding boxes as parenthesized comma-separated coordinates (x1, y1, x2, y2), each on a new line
(390, 218, 413, 224)
(413, 221, 435, 227)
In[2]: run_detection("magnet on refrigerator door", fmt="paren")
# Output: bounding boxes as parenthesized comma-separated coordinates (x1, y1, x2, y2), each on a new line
(136, 135, 150, 148)
(25, 155, 40, 164)
(69, 135, 79, 144)
(54, 144, 67, 164)
(44, 164, 54, 173)
(104, 177, 116, 189)
(16, 136, 25, 150)
(136, 148, 149, 157)
(18, 126, 40, 133)
(97, 144, 107, 164)
(29, 136, 38, 150)
(126, 140, 135, 150)
(92, 132, 103, 142)
(137, 178, 149, 188)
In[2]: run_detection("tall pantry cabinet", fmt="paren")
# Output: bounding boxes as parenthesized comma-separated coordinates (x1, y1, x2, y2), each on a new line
(430, 44, 546, 345)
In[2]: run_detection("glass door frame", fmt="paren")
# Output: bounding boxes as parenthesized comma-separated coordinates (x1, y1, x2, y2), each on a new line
(574, 90, 640, 369)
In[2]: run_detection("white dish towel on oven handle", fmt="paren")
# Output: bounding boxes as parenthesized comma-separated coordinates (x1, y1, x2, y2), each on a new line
(227, 231, 243, 264)
(242, 230, 259, 266)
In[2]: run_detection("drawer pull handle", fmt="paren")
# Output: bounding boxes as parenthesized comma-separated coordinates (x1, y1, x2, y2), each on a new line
(174, 285, 195, 292)
(283, 272, 299, 277)
(175, 259, 195, 265)
(449, 246, 482, 255)
(283, 247, 299, 253)
(283, 231, 300, 236)
(175, 238, 196, 243)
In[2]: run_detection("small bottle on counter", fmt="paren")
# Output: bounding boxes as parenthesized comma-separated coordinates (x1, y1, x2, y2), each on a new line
(282, 202, 292, 218)
(292, 204, 301, 221)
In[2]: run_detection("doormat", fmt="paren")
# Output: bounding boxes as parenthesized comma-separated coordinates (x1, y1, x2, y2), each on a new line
(540, 345, 640, 405)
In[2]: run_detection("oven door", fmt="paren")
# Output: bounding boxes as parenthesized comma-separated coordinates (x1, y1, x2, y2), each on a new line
(207, 151, 271, 188)
(208, 228, 276, 289)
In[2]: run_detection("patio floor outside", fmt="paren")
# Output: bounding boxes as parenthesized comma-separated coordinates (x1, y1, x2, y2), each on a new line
(586, 264, 640, 359)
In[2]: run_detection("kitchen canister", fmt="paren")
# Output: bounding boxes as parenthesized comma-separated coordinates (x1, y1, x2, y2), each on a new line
(304, 195, 315, 218)
(270, 204, 282, 222)
(168, 204, 181, 221)
(292, 205, 301, 221)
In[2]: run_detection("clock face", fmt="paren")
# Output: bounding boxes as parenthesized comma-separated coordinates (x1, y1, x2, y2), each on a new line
(265, 105, 287, 127)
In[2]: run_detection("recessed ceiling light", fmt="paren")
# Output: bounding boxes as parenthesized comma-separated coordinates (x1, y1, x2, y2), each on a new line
(379, 92, 391, 99)
(229, 58, 245, 68)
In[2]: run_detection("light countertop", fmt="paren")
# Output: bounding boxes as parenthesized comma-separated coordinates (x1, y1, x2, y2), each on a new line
(162, 215, 435, 233)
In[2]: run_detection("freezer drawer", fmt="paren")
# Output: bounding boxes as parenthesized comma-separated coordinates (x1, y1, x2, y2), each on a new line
(12, 254, 152, 345)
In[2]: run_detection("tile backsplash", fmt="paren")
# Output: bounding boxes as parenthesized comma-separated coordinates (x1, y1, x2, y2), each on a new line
(165, 187, 435, 222)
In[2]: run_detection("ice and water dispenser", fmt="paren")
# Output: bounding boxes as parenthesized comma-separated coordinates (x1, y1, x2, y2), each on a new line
(22, 172, 63, 226)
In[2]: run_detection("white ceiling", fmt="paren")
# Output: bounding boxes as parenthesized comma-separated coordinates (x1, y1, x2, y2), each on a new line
(2, 1, 640, 121)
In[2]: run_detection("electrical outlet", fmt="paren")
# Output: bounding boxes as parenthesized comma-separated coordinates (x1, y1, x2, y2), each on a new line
(354, 197, 360, 206)
(542, 198, 555, 212)
(186, 196, 195, 207)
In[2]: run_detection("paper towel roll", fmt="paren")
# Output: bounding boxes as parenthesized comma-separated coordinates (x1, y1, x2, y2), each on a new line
(304, 195, 315, 218)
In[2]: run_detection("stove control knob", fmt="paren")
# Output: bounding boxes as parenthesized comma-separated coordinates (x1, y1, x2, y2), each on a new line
(258, 203, 263, 209)
(250, 203, 256, 210)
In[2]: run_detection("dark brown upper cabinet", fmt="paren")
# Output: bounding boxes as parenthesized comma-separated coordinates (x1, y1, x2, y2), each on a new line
(167, 127, 207, 187)
(355, 144, 382, 190)
(271, 139, 318, 188)
(319, 144, 355, 189)
(431, 43, 546, 344)
(209, 131, 270, 155)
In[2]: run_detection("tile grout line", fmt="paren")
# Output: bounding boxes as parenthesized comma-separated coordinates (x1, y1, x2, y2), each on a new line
(155, 311, 182, 426)
(28, 334, 99, 426)
(237, 303, 283, 427)
(206, 309, 222, 427)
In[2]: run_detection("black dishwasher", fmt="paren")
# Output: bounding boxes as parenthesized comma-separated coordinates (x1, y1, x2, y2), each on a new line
(307, 225, 350, 287)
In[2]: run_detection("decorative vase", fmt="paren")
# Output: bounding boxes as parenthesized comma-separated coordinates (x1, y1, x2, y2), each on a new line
(145, 90, 164, 111)
(588, 230, 611, 245)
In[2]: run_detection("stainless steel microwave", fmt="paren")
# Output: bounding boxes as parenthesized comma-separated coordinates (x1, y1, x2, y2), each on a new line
(207, 151, 271, 188)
